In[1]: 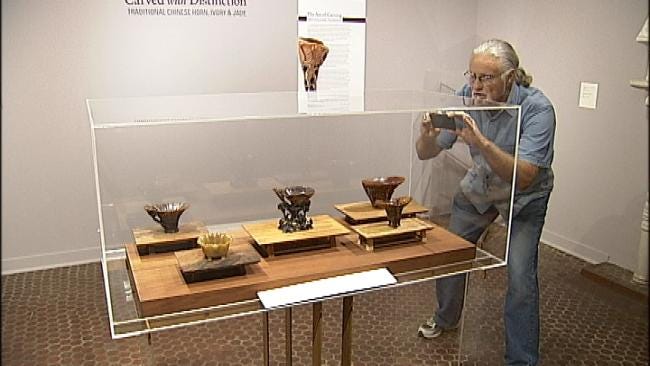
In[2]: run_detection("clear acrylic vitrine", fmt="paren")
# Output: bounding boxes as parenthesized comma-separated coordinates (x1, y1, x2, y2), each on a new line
(86, 90, 521, 340)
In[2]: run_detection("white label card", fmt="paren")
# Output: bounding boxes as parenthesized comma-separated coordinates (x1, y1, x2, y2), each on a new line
(579, 82, 599, 109)
(257, 268, 397, 309)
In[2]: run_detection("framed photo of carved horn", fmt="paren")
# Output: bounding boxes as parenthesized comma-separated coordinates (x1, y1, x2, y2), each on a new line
(297, 0, 367, 113)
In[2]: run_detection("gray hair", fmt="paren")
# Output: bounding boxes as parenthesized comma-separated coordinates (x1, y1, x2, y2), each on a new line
(473, 39, 533, 87)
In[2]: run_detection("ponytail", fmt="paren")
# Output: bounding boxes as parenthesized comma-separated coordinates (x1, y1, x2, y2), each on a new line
(513, 67, 532, 87)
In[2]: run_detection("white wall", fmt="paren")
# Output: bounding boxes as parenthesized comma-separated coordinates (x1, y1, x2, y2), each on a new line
(366, 1, 478, 91)
(7, 0, 644, 274)
(1, 0, 297, 272)
(1, 0, 478, 273)
(476, 0, 649, 270)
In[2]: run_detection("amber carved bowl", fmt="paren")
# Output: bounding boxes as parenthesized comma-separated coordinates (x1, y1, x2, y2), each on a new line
(144, 202, 190, 233)
(375, 196, 412, 228)
(198, 232, 232, 261)
(273, 186, 316, 206)
(361, 176, 406, 208)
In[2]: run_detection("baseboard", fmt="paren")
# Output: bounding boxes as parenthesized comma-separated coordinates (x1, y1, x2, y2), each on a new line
(2, 246, 101, 275)
(1, 230, 609, 275)
(541, 229, 609, 264)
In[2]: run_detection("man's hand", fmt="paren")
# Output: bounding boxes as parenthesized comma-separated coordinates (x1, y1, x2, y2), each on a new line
(448, 111, 488, 148)
(420, 112, 441, 139)
(416, 112, 443, 160)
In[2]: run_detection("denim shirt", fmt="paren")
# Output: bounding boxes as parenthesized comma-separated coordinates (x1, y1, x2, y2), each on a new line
(436, 83, 556, 219)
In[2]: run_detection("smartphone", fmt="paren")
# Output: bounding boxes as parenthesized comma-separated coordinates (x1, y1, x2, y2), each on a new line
(428, 112, 459, 130)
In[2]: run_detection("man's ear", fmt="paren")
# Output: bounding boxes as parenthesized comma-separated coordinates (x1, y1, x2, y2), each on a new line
(507, 69, 516, 84)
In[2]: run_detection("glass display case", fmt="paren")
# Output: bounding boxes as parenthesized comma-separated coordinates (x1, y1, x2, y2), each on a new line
(86, 90, 521, 351)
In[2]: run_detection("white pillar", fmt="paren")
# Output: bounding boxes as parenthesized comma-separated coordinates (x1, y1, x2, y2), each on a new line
(632, 196, 648, 284)
(631, 18, 648, 285)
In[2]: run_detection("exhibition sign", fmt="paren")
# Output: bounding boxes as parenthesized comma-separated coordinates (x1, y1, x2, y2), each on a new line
(297, 0, 366, 113)
(123, 0, 249, 18)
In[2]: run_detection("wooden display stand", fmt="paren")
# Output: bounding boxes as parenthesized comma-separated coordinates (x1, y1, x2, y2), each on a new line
(334, 200, 428, 224)
(175, 245, 261, 283)
(124, 222, 476, 317)
(132, 221, 207, 256)
(350, 217, 435, 251)
(242, 215, 351, 257)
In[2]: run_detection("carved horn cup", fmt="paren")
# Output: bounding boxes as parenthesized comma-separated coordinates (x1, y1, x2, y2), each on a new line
(274, 186, 315, 206)
(143, 202, 189, 233)
(361, 176, 406, 208)
(376, 196, 412, 228)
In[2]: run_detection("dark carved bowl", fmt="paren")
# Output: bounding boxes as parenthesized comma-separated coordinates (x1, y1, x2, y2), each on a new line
(144, 202, 189, 214)
(361, 176, 406, 208)
(375, 196, 412, 228)
(274, 186, 315, 206)
(375, 196, 412, 209)
(144, 202, 190, 233)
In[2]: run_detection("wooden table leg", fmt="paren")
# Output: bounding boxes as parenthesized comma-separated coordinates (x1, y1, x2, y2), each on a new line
(263, 312, 270, 366)
(341, 296, 353, 366)
(285, 307, 292, 366)
(312, 302, 323, 366)
(359, 237, 371, 252)
(136, 333, 155, 366)
(365, 238, 374, 252)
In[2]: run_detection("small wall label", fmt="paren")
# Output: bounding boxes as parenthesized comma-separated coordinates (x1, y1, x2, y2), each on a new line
(579, 82, 599, 109)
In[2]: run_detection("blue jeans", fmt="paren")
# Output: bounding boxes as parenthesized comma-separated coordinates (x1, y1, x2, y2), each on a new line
(434, 191, 551, 366)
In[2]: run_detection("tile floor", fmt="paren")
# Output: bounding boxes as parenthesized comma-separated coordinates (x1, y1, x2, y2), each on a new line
(2, 236, 648, 365)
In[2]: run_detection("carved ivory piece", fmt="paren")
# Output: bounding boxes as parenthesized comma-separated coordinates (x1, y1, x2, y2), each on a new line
(298, 37, 329, 91)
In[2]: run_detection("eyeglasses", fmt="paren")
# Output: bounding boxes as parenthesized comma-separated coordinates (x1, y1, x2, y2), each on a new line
(463, 70, 510, 85)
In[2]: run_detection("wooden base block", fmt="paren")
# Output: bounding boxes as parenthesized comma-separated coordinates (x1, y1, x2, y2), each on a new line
(252, 236, 334, 257)
(176, 246, 261, 283)
(182, 265, 246, 283)
(133, 222, 207, 256)
(242, 215, 350, 257)
(334, 200, 428, 225)
(137, 239, 197, 256)
(360, 231, 425, 251)
(351, 218, 435, 252)
(342, 213, 423, 226)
